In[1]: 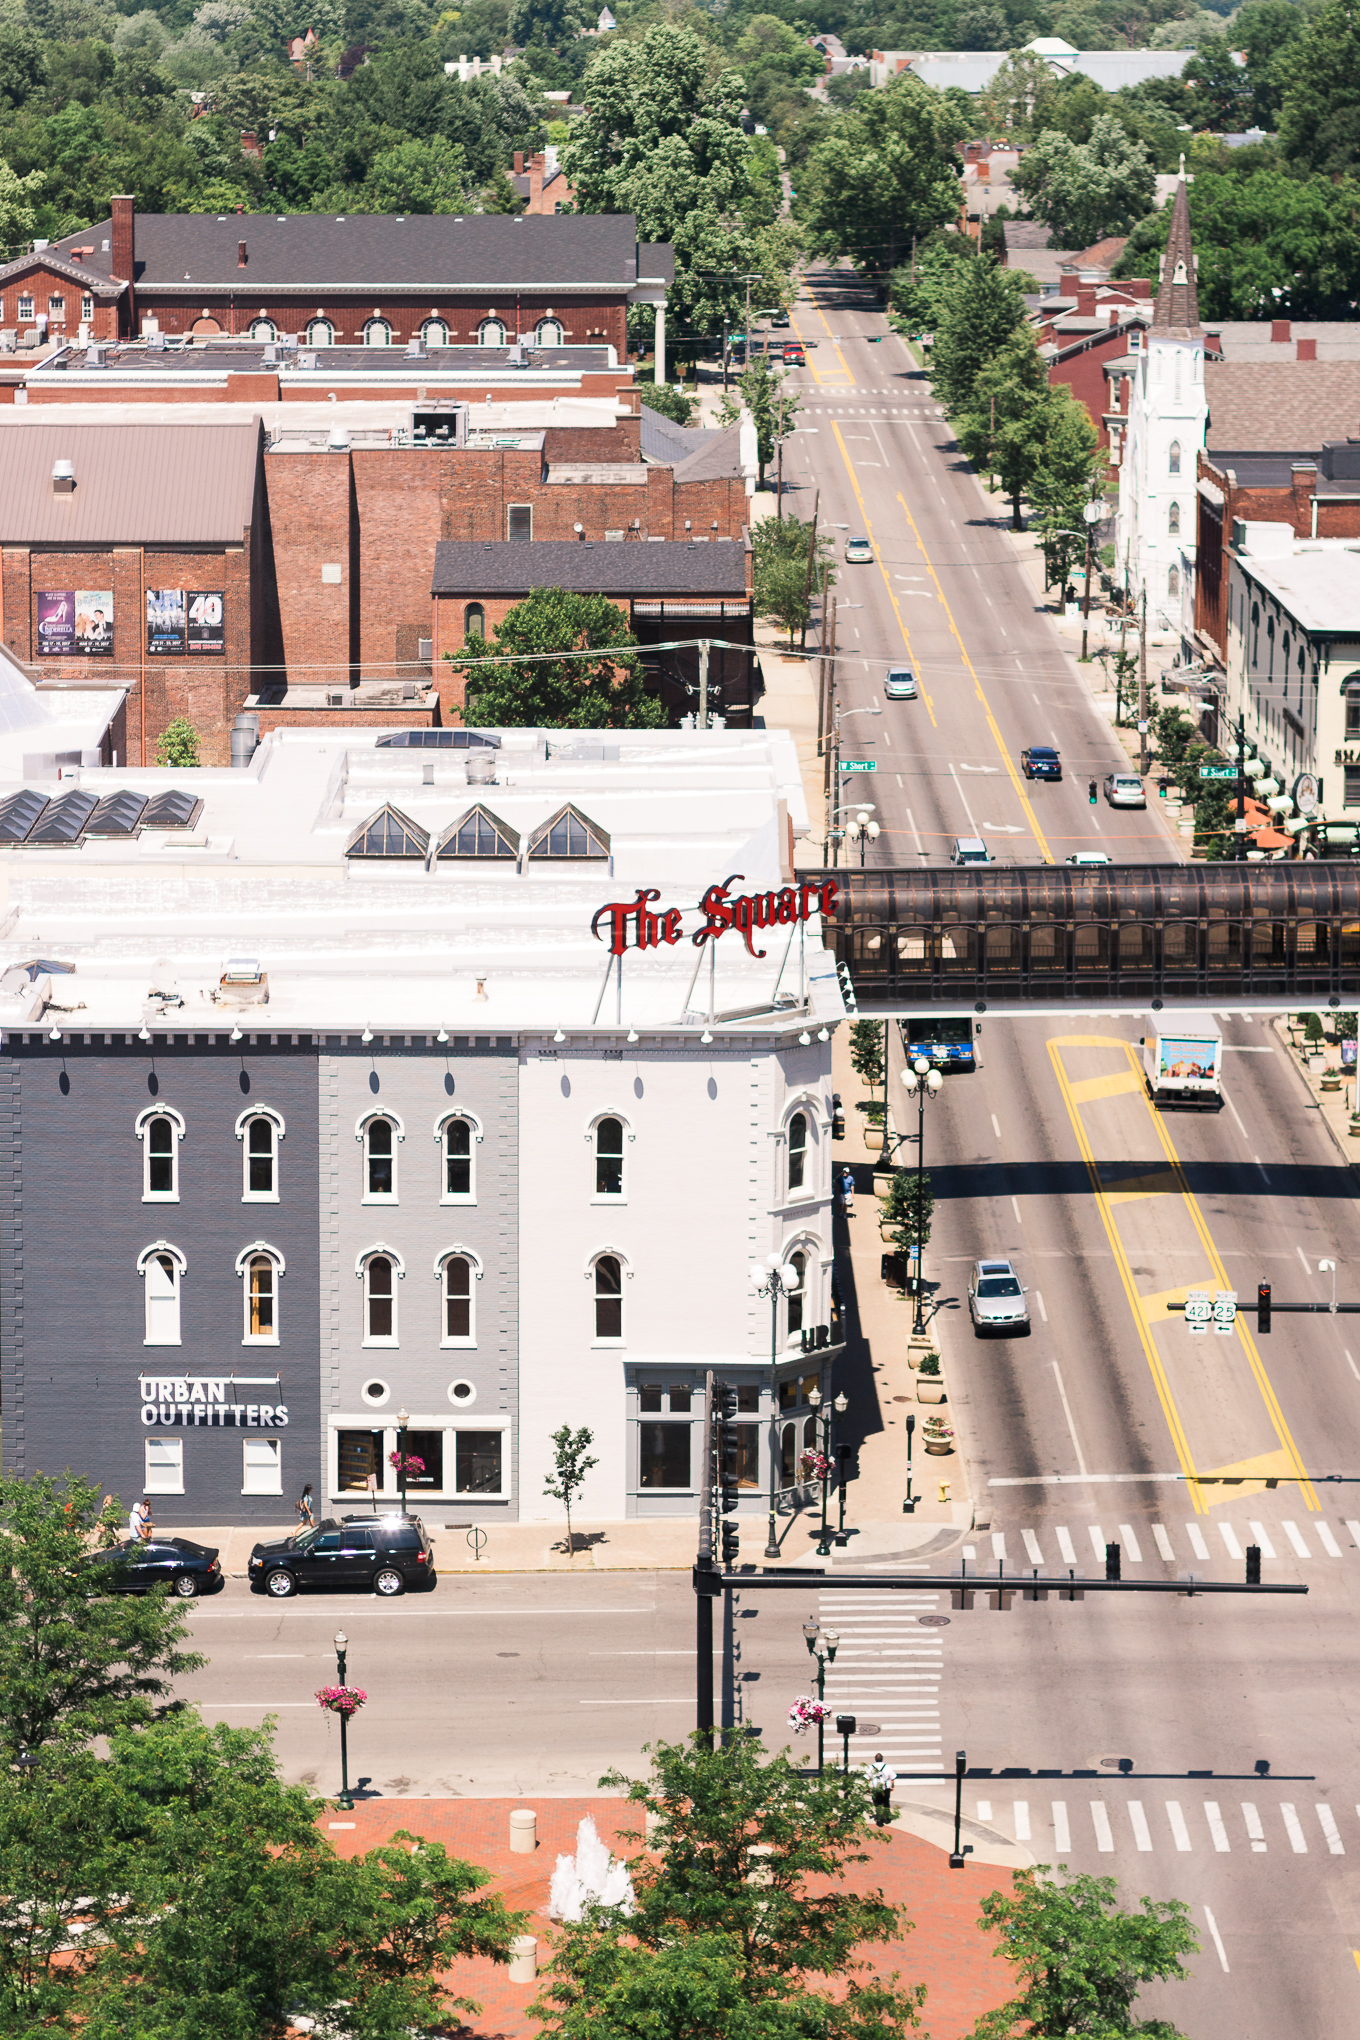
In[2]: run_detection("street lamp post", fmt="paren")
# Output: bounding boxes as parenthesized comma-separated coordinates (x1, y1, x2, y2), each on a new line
(807, 1385, 849, 1557)
(847, 811, 880, 865)
(397, 1405, 410, 1516)
(1081, 494, 1105, 664)
(334, 1631, 354, 1812)
(828, 704, 881, 865)
(802, 1617, 839, 1776)
(750, 1257, 803, 1560)
(900, 1058, 943, 1334)
(903, 1410, 916, 1513)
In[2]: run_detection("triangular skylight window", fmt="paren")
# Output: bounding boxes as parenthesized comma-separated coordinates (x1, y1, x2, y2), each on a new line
(436, 805, 519, 860)
(526, 803, 610, 860)
(345, 804, 430, 859)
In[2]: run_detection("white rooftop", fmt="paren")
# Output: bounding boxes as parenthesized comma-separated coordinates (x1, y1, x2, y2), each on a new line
(0, 724, 843, 1038)
(1234, 539, 1360, 634)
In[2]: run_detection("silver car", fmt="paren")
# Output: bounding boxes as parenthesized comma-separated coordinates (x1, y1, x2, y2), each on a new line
(1104, 772, 1146, 808)
(968, 1258, 1030, 1334)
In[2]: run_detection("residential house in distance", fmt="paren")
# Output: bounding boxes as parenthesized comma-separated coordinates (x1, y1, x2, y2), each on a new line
(509, 149, 576, 216)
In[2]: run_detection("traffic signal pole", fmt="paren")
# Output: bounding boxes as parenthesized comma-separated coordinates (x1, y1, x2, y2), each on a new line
(1168, 1283, 1360, 1330)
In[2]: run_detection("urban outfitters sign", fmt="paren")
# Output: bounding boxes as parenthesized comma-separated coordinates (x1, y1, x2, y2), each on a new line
(592, 875, 840, 961)
(140, 1377, 289, 1427)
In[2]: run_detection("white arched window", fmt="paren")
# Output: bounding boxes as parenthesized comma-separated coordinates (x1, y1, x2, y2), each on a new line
(478, 318, 506, 348)
(137, 1106, 185, 1203)
(249, 318, 277, 341)
(591, 1252, 624, 1341)
(1168, 500, 1180, 535)
(787, 1110, 808, 1194)
(356, 1112, 404, 1201)
(138, 1241, 186, 1346)
(787, 1248, 808, 1340)
(306, 318, 334, 345)
(436, 1112, 478, 1201)
(422, 318, 448, 347)
(436, 1247, 481, 1345)
(236, 1106, 284, 1201)
(364, 317, 391, 347)
(535, 317, 564, 347)
(1168, 565, 1180, 599)
(594, 1115, 625, 1197)
(1169, 439, 1181, 475)
(236, 1241, 284, 1344)
(358, 1247, 402, 1344)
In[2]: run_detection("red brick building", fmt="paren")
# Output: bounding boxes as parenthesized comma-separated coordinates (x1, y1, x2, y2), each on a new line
(1037, 274, 1153, 455)
(1195, 442, 1360, 661)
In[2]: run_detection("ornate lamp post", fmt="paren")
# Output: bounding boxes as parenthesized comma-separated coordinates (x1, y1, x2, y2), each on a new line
(334, 1631, 354, 1812)
(397, 1405, 410, 1516)
(750, 1256, 803, 1560)
(900, 1058, 943, 1334)
(807, 1385, 849, 1557)
(802, 1617, 839, 1776)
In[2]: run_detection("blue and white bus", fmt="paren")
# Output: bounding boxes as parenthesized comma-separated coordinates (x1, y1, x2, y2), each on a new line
(899, 1015, 976, 1071)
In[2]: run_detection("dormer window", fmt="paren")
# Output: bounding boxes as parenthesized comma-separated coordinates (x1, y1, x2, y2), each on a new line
(527, 804, 610, 861)
(436, 806, 519, 860)
(346, 804, 430, 860)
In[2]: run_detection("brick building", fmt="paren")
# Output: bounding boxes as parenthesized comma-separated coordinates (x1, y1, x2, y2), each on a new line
(510, 149, 576, 215)
(1036, 273, 1153, 456)
(1196, 442, 1360, 664)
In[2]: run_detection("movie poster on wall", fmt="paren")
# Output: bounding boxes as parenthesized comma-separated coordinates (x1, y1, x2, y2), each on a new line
(146, 588, 186, 655)
(36, 589, 76, 656)
(74, 591, 114, 656)
(186, 590, 225, 654)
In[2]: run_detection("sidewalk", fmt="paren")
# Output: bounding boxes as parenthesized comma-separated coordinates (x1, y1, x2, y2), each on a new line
(1270, 1014, 1360, 1166)
(309, 1793, 1015, 2040)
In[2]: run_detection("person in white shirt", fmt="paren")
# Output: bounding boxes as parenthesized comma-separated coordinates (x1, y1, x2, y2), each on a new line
(865, 1753, 895, 1826)
(129, 1497, 154, 1543)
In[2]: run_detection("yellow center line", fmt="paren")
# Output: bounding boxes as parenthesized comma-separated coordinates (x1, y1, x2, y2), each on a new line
(895, 489, 1052, 864)
(829, 419, 936, 728)
(1124, 1042, 1319, 1509)
(800, 287, 854, 381)
(1047, 1037, 1205, 1510)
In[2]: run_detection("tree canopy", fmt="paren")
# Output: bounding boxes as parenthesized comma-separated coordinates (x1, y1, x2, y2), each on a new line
(1011, 114, 1155, 250)
(447, 587, 665, 729)
(798, 71, 967, 273)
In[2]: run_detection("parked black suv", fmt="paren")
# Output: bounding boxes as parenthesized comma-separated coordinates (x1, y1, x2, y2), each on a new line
(248, 1515, 436, 1598)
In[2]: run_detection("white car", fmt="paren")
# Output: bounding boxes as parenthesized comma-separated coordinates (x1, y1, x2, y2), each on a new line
(1065, 851, 1111, 866)
(967, 1258, 1030, 1334)
(1104, 772, 1146, 808)
(950, 836, 990, 865)
(884, 668, 917, 701)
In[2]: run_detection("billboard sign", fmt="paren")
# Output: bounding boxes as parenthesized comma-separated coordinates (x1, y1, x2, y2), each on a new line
(1156, 1035, 1221, 1085)
(187, 589, 225, 654)
(146, 588, 186, 655)
(36, 588, 76, 656)
(74, 590, 114, 657)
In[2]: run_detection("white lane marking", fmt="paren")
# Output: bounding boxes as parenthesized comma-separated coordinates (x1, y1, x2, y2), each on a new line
(976, 1798, 993, 1821)
(1012, 1194, 1023, 1224)
(1283, 1521, 1311, 1557)
(1088, 1525, 1106, 1564)
(992, 1532, 1007, 1561)
(1220, 1524, 1243, 1560)
(1052, 1802, 1071, 1852)
(1317, 1804, 1345, 1853)
(1129, 1801, 1152, 1851)
(1091, 1801, 1114, 1851)
(1014, 1800, 1031, 1840)
(578, 1697, 698, 1706)
(1317, 1521, 1343, 1556)
(1056, 1525, 1077, 1565)
(1186, 1523, 1211, 1561)
(1035, 1289, 1048, 1323)
(1032, 691, 1042, 704)
(991, 1113, 1001, 1137)
(1022, 1528, 1044, 1564)
(1347, 1351, 1360, 1381)
(1153, 1523, 1175, 1561)
(1204, 1907, 1230, 1973)
(963, 1544, 977, 1562)
(203, 1701, 318, 1707)
(1205, 1801, 1230, 1852)
(1244, 1802, 1266, 1850)
(1167, 1801, 1192, 1851)
(246, 1654, 309, 1659)
(948, 761, 980, 832)
(1119, 1524, 1142, 1562)
(1224, 1090, 1250, 1142)
(1282, 1803, 1308, 1852)
(1248, 1521, 1277, 1558)
(905, 807, 925, 856)
(1052, 1362, 1089, 1479)
(1295, 1245, 1314, 1281)
(1347, 1520, 1360, 1546)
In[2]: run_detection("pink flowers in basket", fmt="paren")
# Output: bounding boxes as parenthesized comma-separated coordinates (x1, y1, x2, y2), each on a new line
(799, 1450, 831, 1482)
(389, 1451, 425, 1477)
(316, 1685, 367, 1716)
(788, 1695, 832, 1735)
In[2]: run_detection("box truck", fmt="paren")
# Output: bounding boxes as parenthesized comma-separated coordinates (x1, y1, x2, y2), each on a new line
(1141, 1014, 1223, 1108)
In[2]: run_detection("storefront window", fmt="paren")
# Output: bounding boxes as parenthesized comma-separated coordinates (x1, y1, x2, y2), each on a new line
(735, 1425, 760, 1486)
(401, 1429, 443, 1489)
(455, 1430, 503, 1493)
(778, 1371, 819, 1412)
(639, 1384, 692, 1413)
(639, 1422, 691, 1489)
(338, 1427, 385, 1493)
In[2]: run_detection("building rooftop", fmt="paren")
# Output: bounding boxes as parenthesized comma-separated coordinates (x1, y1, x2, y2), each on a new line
(0, 416, 261, 543)
(26, 339, 624, 396)
(0, 725, 838, 1036)
(1207, 359, 1360, 451)
(431, 537, 750, 598)
(1233, 541, 1360, 635)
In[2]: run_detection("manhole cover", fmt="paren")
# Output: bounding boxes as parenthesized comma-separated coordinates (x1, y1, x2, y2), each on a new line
(892, 1395, 912, 1403)
(917, 1614, 950, 1627)
(497, 1651, 520, 1658)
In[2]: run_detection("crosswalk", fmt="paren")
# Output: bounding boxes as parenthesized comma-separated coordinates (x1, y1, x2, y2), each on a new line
(816, 1573, 944, 1770)
(968, 1517, 1360, 1571)
(799, 404, 942, 420)
(970, 1792, 1354, 1862)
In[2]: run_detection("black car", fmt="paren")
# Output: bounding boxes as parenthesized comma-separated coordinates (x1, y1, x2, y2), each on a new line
(1021, 745, 1062, 780)
(87, 1537, 222, 1598)
(248, 1515, 436, 1598)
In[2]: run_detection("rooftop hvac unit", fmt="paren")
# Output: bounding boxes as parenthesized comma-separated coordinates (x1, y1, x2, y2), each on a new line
(326, 689, 347, 708)
(262, 343, 278, 365)
(465, 751, 496, 785)
(299, 351, 317, 371)
(417, 638, 433, 661)
(281, 333, 298, 351)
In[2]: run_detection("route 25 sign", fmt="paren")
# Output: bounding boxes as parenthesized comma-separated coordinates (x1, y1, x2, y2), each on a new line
(592, 874, 840, 961)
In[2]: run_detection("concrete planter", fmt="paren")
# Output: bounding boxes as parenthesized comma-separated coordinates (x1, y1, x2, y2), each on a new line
(916, 1376, 946, 1403)
(1322, 1074, 1342, 1092)
(924, 1434, 954, 1454)
(863, 1129, 883, 1151)
(1309, 1052, 1327, 1073)
(907, 1338, 936, 1369)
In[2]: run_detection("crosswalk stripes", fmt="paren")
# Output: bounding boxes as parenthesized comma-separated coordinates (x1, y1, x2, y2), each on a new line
(816, 1585, 944, 1767)
(974, 1796, 1354, 1860)
(977, 1518, 1360, 1571)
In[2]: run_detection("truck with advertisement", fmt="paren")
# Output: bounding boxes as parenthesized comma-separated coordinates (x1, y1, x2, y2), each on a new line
(1140, 1013, 1223, 1108)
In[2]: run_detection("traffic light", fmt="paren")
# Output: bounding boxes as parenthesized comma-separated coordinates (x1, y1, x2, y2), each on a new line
(1257, 1282, 1271, 1333)
(721, 1519, 740, 1567)
(1105, 1541, 1121, 1581)
(1246, 1543, 1261, 1585)
(716, 1382, 740, 1515)
(1088, 779, 1097, 804)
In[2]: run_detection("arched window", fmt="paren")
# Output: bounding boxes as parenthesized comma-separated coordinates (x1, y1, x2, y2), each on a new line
(478, 318, 506, 347)
(1168, 500, 1180, 535)
(594, 1254, 623, 1340)
(365, 1254, 396, 1342)
(787, 1110, 808, 1193)
(444, 1118, 473, 1199)
(1168, 565, 1180, 599)
(1169, 440, 1181, 475)
(364, 317, 391, 347)
(422, 318, 448, 347)
(1344, 675, 1360, 740)
(249, 318, 277, 341)
(465, 603, 485, 641)
(787, 1249, 808, 1339)
(145, 1116, 177, 1199)
(246, 1254, 277, 1341)
(306, 318, 334, 345)
(239, 1112, 282, 1200)
(365, 1119, 396, 1199)
(444, 1255, 472, 1341)
(139, 1243, 185, 1346)
(535, 317, 564, 347)
(595, 1116, 624, 1196)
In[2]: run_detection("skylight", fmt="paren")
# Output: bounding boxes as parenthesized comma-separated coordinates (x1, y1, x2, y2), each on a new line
(346, 804, 430, 859)
(0, 790, 50, 843)
(526, 804, 610, 861)
(26, 789, 98, 845)
(437, 806, 519, 860)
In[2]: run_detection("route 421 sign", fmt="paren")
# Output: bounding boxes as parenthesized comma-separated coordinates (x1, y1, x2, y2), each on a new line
(1185, 1289, 1237, 1336)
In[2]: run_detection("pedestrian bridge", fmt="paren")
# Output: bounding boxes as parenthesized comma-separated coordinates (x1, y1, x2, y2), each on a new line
(819, 863, 1360, 1012)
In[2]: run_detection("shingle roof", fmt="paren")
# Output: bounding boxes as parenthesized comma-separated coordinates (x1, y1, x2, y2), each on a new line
(1207, 361, 1360, 451)
(431, 538, 749, 597)
(0, 250, 123, 298)
(51, 213, 653, 292)
(0, 418, 261, 543)
(1152, 179, 1200, 337)
(637, 242, 674, 284)
(672, 420, 744, 483)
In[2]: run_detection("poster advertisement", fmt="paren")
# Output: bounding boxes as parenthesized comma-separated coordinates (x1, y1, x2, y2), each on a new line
(186, 589, 225, 655)
(74, 590, 113, 657)
(146, 588, 186, 656)
(1156, 1037, 1221, 1083)
(36, 589, 76, 656)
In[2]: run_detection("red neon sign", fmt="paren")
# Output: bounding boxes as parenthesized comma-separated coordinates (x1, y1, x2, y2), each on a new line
(591, 873, 840, 961)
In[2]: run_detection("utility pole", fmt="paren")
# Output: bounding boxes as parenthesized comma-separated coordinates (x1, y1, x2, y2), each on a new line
(816, 560, 830, 757)
(1138, 585, 1149, 775)
(1235, 708, 1247, 859)
(776, 388, 784, 521)
(800, 488, 820, 654)
(824, 597, 839, 857)
(988, 393, 995, 493)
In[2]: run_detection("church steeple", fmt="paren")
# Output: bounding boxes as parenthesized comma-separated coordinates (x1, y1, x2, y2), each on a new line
(1152, 176, 1201, 338)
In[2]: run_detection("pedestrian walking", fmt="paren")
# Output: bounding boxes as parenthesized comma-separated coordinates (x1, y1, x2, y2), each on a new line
(840, 1166, 856, 1215)
(129, 1496, 154, 1543)
(97, 1495, 121, 1549)
(295, 1482, 315, 1528)
(865, 1752, 895, 1827)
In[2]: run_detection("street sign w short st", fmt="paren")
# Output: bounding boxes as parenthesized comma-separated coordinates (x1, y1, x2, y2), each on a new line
(1198, 766, 1238, 780)
(842, 760, 877, 773)
(1185, 1290, 1213, 1335)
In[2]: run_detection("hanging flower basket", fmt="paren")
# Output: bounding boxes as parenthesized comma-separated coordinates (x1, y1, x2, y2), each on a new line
(389, 1451, 425, 1478)
(788, 1695, 832, 1735)
(799, 1450, 832, 1482)
(316, 1685, 367, 1716)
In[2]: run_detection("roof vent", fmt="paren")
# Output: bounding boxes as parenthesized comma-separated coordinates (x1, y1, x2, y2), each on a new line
(51, 459, 75, 494)
(327, 425, 351, 452)
(33, 238, 48, 252)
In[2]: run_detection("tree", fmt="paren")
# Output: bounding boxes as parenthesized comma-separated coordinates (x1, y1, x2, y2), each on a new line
(760, 555, 813, 649)
(752, 513, 833, 649)
(1112, 169, 1360, 320)
(800, 72, 967, 273)
(955, 328, 1052, 529)
(849, 1018, 885, 1089)
(967, 1866, 1198, 2039)
(1011, 114, 1155, 249)
(156, 716, 202, 767)
(719, 354, 799, 485)
(1279, 0, 1360, 173)
(0, 155, 45, 260)
(509, 0, 582, 49)
(1028, 390, 1105, 583)
(888, 230, 977, 332)
(1183, 34, 1249, 130)
(544, 1424, 598, 1557)
(978, 48, 1060, 139)
(928, 254, 1030, 417)
(639, 379, 696, 426)
(0, 1470, 205, 1763)
(447, 589, 665, 729)
(883, 1167, 933, 1259)
(533, 1732, 926, 2040)
(361, 134, 467, 212)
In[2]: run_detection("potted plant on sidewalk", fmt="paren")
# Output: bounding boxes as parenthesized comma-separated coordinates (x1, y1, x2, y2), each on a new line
(916, 1354, 946, 1404)
(922, 1416, 954, 1455)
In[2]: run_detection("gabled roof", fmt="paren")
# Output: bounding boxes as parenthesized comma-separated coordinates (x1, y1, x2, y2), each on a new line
(0, 249, 123, 299)
(527, 802, 610, 859)
(0, 418, 261, 543)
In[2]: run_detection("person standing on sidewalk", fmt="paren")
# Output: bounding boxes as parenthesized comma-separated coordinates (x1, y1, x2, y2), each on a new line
(865, 1753, 895, 1826)
(295, 1482, 315, 1529)
(840, 1166, 856, 1216)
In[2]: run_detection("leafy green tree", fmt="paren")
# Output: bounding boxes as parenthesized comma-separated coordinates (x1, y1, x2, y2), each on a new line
(0, 25, 49, 110)
(800, 71, 967, 273)
(979, 47, 1060, 138)
(156, 716, 202, 766)
(760, 553, 814, 649)
(849, 1018, 885, 1089)
(0, 1470, 205, 1763)
(0, 155, 45, 260)
(533, 1732, 925, 2040)
(888, 230, 977, 331)
(639, 379, 696, 425)
(509, 0, 582, 48)
(1012, 113, 1155, 248)
(1183, 33, 1250, 129)
(544, 1424, 598, 1557)
(1194, 780, 1235, 857)
(752, 512, 833, 648)
(719, 353, 799, 485)
(1112, 169, 1360, 320)
(1028, 389, 1105, 581)
(1237, 0, 1306, 127)
(956, 327, 1052, 528)
(1279, 0, 1360, 173)
(883, 1167, 933, 1258)
(967, 1866, 1198, 2039)
(928, 253, 1029, 416)
(449, 589, 665, 729)
(360, 134, 467, 212)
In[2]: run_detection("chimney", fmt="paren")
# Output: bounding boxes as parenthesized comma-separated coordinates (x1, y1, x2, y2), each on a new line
(1297, 336, 1317, 361)
(513, 150, 524, 173)
(529, 152, 545, 210)
(238, 239, 248, 268)
(110, 194, 136, 338)
(1271, 317, 1290, 343)
(51, 459, 75, 494)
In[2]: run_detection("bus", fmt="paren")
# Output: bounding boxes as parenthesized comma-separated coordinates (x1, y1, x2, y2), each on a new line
(899, 1015, 976, 1071)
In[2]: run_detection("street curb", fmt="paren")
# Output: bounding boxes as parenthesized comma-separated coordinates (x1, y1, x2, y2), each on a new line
(1270, 1014, 1360, 1171)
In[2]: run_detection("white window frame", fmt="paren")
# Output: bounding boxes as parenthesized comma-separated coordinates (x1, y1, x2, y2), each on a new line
(236, 1105, 284, 1202)
(137, 1104, 186, 1203)
(780, 1091, 821, 1203)
(138, 1240, 186, 1346)
(478, 317, 506, 347)
(586, 1247, 629, 1347)
(81, 292, 94, 322)
(535, 317, 564, 347)
(145, 1434, 184, 1495)
(786, 1107, 811, 1199)
(328, 1416, 511, 1503)
(249, 318, 277, 341)
(434, 1109, 481, 1203)
(242, 1435, 282, 1495)
(356, 1109, 404, 1203)
(587, 1109, 631, 1203)
(235, 1240, 285, 1346)
(306, 318, 334, 345)
(434, 1244, 483, 1348)
(364, 317, 392, 347)
(421, 317, 448, 347)
(356, 1243, 404, 1347)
